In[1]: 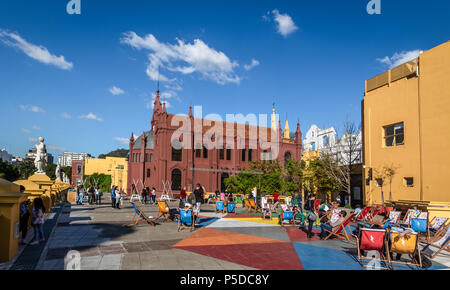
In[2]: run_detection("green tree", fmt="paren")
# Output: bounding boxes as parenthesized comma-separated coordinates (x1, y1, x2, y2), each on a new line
(303, 156, 340, 202)
(45, 163, 57, 180)
(98, 148, 129, 159)
(61, 166, 72, 181)
(84, 173, 112, 193)
(0, 160, 20, 182)
(19, 159, 36, 179)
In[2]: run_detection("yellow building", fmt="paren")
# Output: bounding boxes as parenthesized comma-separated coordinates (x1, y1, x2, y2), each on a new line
(84, 157, 128, 191)
(362, 41, 450, 206)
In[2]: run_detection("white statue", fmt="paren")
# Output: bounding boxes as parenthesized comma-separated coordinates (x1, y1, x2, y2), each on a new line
(55, 163, 61, 181)
(62, 172, 69, 183)
(34, 137, 47, 174)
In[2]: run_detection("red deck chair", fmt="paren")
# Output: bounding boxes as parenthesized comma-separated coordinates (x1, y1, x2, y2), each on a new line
(357, 206, 372, 221)
(357, 228, 390, 269)
(314, 199, 321, 211)
(324, 213, 356, 242)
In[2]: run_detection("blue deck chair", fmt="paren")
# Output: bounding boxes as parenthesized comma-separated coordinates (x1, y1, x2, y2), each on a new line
(279, 210, 295, 226)
(128, 201, 156, 227)
(216, 201, 224, 213)
(178, 209, 195, 232)
(227, 202, 236, 214)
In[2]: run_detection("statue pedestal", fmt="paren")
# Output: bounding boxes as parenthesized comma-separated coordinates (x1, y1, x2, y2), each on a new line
(28, 174, 55, 213)
(0, 179, 29, 262)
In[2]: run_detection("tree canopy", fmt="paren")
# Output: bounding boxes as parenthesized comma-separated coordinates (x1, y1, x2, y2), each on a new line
(98, 148, 129, 159)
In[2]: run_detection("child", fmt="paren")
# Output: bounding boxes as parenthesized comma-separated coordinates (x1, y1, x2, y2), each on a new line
(29, 198, 45, 245)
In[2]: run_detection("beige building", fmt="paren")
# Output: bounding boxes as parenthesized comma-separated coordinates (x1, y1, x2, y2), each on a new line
(84, 157, 128, 191)
(362, 41, 450, 205)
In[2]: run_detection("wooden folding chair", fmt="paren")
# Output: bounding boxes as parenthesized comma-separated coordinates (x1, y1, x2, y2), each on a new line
(215, 201, 225, 213)
(422, 226, 450, 259)
(324, 213, 356, 243)
(226, 202, 236, 215)
(386, 229, 422, 270)
(388, 210, 402, 225)
(156, 200, 171, 222)
(128, 201, 156, 227)
(356, 206, 373, 221)
(249, 199, 260, 213)
(314, 199, 321, 211)
(357, 228, 390, 269)
(278, 205, 295, 227)
(178, 208, 195, 232)
(261, 197, 272, 220)
(428, 216, 449, 241)
(401, 209, 420, 227)
(243, 199, 253, 212)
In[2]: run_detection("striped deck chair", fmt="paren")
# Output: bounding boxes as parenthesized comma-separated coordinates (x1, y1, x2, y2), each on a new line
(428, 217, 449, 240)
(329, 209, 341, 224)
(215, 201, 224, 213)
(401, 209, 421, 226)
(128, 201, 157, 227)
(422, 226, 450, 259)
(388, 211, 402, 225)
(178, 208, 195, 232)
(324, 213, 356, 242)
(357, 228, 390, 269)
(156, 200, 171, 222)
(387, 229, 422, 269)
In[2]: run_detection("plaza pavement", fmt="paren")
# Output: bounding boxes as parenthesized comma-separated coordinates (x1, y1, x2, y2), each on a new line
(2, 197, 449, 270)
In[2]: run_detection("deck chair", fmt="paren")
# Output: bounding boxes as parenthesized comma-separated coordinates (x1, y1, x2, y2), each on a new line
(328, 209, 341, 224)
(357, 228, 390, 269)
(314, 199, 321, 211)
(422, 226, 450, 259)
(388, 211, 402, 225)
(278, 205, 295, 227)
(156, 200, 171, 222)
(401, 209, 421, 226)
(128, 201, 157, 227)
(227, 202, 236, 214)
(215, 201, 225, 213)
(356, 206, 373, 221)
(178, 208, 195, 232)
(324, 213, 356, 242)
(428, 217, 449, 240)
(261, 197, 272, 220)
(243, 199, 252, 212)
(249, 199, 260, 213)
(387, 229, 422, 269)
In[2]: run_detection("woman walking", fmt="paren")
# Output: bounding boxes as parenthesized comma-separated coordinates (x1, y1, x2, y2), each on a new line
(29, 198, 46, 245)
(115, 187, 121, 209)
(151, 187, 156, 204)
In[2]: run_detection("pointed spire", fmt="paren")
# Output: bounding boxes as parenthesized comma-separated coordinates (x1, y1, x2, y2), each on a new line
(153, 89, 162, 113)
(284, 119, 290, 139)
(188, 105, 193, 118)
(271, 103, 277, 131)
(130, 132, 135, 143)
(162, 102, 166, 113)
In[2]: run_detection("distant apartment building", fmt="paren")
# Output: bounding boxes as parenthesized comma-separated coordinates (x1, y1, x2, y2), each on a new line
(362, 41, 450, 205)
(25, 148, 54, 164)
(58, 152, 91, 167)
(0, 149, 13, 163)
(303, 125, 337, 152)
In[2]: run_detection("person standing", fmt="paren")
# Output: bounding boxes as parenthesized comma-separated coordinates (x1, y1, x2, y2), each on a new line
(19, 198, 31, 245)
(151, 187, 156, 204)
(180, 187, 187, 202)
(111, 185, 116, 208)
(115, 187, 121, 209)
(89, 185, 96, 205)
(145, 187, 151, 204)
(141, 187, 147, 204)
(96, 186, 102, 205)
(305, 194, 317, 239)
(193, 184, 204, 215)
(29, 198, 45, 245)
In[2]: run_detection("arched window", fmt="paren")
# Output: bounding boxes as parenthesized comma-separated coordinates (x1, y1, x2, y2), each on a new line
(171, 169, 182, 190)
(284, 151, 292, 167)
(147, 169, 151, 178)
(172, 148, 182, 161)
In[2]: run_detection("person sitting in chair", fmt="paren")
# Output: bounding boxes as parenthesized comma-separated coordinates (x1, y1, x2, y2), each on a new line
(319, 210, 347, 239)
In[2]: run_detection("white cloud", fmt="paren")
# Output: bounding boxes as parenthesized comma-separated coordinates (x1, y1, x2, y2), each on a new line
(266, 9, 298, 37)
(244, 59, 260, 71)
(32, 125, 40, 130)
(21, 128, 31, 133)
(109, 86, 125, 95)
(120, 32, 243, 85)
(114, 137, 129, 145)
(47, 145, 66, 152)
(20, 105, 45, 113)
(0, 29, 73, 70)
(61, 113, 72, 119)
(80, 113, 103, 121)
(146, 91, 172, 110)
(28, 137, 38, 142)
(377, 50, 421, 69)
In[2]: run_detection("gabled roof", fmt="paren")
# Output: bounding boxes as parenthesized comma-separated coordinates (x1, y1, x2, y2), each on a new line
(133, 130, 154, 149)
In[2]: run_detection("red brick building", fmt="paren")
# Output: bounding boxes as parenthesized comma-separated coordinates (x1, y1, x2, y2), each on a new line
(127, 90, 303, 196)
(71, 159, 84, 186)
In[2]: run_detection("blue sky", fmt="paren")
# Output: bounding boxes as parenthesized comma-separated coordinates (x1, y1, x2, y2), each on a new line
(1, 0, 449, 159)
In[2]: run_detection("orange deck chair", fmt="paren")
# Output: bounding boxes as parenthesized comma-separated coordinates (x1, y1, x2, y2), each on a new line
(387, 229, 422, 270)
